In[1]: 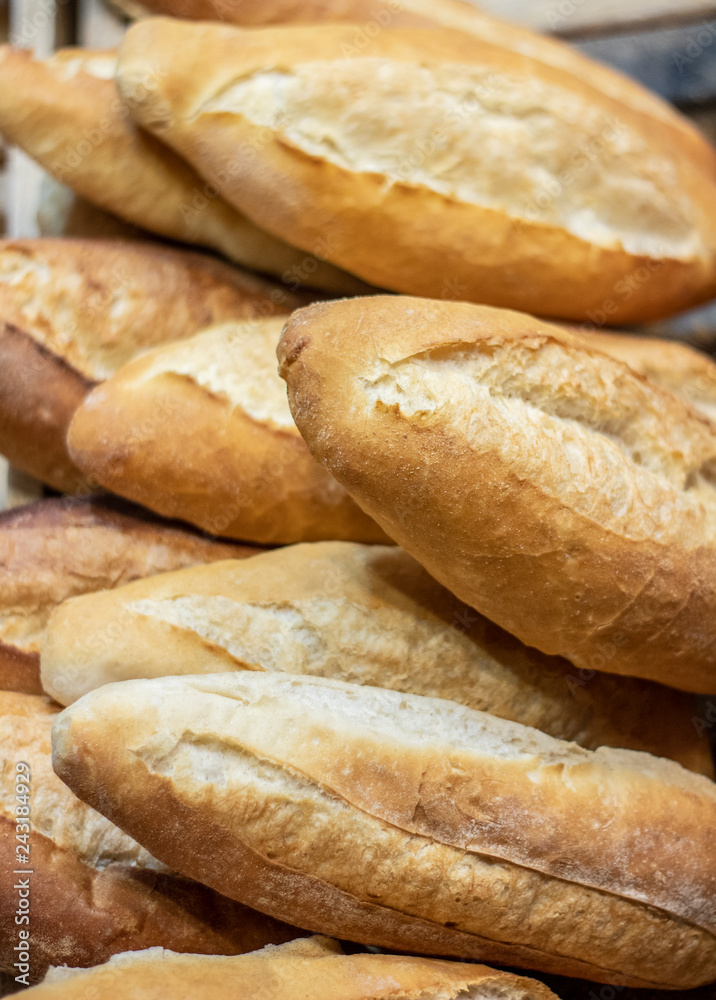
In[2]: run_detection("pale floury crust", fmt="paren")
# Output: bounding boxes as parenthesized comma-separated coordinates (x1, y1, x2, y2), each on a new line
(0, 238, 309, 382)
(24, 937, 561, 999)
(105, 0, 716, 175)
(116, 19, 716, 322)
(52, 672, 716, 989)
(0, 47, 367, 294)
(278, 296, 716, 693)
(40, 541, 713, 776)
(0, 690, 301, 980)
(567, 327, 716, 424)
(67, 319, 389, 546)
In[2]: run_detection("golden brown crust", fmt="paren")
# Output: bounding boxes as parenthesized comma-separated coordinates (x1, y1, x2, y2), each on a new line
(67, 321, 390, 545)
(51, 673, 716, 989)
(113, 0, 716, 178)
(0, 322, 92, 493)
(40, 541, 713, 777)
(24, 937, 561, 999)
(117, 19, 716, 322)
(278, 296, 716, 692)
(0, 643, 44, 697)
(0, 496, 257, 694)
(0, 237, 308, 490)
(0, 691, 301, 981)
(0, 238, 311, 381)
(0, 46, 367, 293)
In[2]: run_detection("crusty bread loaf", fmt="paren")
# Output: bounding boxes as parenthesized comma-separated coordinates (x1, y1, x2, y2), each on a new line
(569, 327, 716, 424)
(41, 541, 713, 776)
(113, 0, 716, 177)
(52, 672, 716, 988)
(23, 937, 561, 999)
(117, 18, 716, 322)
(67, 319, 388, 545)
(278, 296, 716, 693)
(0, 690, 301, 981)
(0, 238, 308, 492)
(0, 46, 366, 293)
(0, 496, 255, 695)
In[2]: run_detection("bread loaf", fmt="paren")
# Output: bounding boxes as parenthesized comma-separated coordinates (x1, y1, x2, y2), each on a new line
(117, 18, 716, 322)
(569, 328, 716, 424)
(51, 672, 716, 988)
(41, 541, 713, 776)
(113, 0, 716, 177)
(0, 46, 366, 293)
(37, 174, 147, 240)
(67, 319, 388, 545)
(21, 937, 561, 999)
(0, 690, 301, 981)
(278, 296, 716, 692)
(0, 237, 307, 491)
(0, 238, 305, 381)
(0, 497, 255, 695)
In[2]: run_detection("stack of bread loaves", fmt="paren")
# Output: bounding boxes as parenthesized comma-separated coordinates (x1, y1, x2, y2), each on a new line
(1, 2, 716, 998)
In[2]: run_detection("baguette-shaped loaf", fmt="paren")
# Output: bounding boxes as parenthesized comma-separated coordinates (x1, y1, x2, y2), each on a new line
(0, 47, 365, 293)
(115, 0, 716, 176)
(117, 19, 716, 322)
(278, 297, 716, 692)
(52, 672, 716, 988)
(22, 937, 561, 999)
(67, 319, 388, 545)
(0, 690, 300, 981)
(570, 328, 716, 424)
(36, 939, 561, 999)
(0, 497, 254, 695)
(41, 541, 713, 776)
(0, 237, 306, 491)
